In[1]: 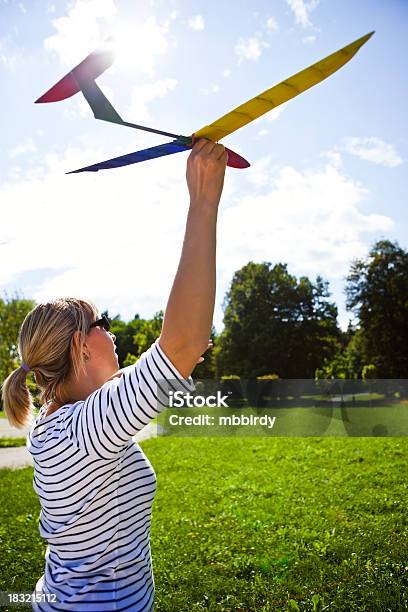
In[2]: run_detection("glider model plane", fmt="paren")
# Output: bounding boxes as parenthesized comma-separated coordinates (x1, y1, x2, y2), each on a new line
(35, 32, 374, 174)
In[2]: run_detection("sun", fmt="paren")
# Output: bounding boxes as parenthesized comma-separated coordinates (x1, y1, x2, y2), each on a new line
(109, 18, 170, 77)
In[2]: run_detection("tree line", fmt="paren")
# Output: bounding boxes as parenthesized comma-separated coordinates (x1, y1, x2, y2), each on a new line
(1, 240, 407, 390)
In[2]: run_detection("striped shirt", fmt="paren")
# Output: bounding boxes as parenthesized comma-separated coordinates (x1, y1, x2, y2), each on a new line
(27, 339, 194, 611)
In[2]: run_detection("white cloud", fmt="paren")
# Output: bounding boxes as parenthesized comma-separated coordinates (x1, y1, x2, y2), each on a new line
(8, 138, 36, 159)
(187, 15, 205, 31)
(44, 2, 170, 78)
(1, 147, 394, 332)
(113, 17, 171, 77)
(0, 145, 196, 320)
(322, 149, 343, 169)
(127, 78, 177, 121)
(343, 137, 403, 168)
(0, 53, 16, 69)
(18, 2, 26, 13)
(266, 16, 278, 31)
(265, 105, 286, 122)
(302, 35, 316, 43)
(0, 36, 24, 70)
(0, 143, 238, 327)
(286, 0, 320, 28)
(246, 155, 275, 187)
(7, 167, 23, 181)
(44, 0, 117, 65)
(218, 156, 393, 294)
(223, 69, 232, 78)
(234, 35, 269, 64)
(200, 83, 220, 95)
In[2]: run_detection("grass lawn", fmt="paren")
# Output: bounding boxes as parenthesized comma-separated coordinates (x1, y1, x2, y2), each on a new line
(0, 437, 407, 611)
(157, 403, 408, 437)
(0, 437, 26, 447)
(0, 409, 40, 419)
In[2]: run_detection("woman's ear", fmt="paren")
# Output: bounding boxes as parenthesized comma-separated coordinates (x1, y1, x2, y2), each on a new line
(71, 329, 86, 350)
(70, 330, 88, 377)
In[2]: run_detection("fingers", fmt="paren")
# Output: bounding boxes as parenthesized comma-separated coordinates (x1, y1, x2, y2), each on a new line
(186, 137, 227, 204)
(215, 144, 227, 161)
(191, 138, 225, 160)
(191, 137, 210, 154)
(191, 139, 217, 157)
(219, 147, 228, 166)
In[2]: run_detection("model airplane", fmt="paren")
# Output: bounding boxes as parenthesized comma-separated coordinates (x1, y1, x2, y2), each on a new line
(35, 32, 374, 174)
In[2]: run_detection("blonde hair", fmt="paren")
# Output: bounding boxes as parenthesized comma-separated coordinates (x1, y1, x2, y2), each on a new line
(1, 297, 99, 429)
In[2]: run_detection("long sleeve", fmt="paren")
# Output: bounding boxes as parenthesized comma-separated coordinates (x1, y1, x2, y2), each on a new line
(63, 339, 194, 459)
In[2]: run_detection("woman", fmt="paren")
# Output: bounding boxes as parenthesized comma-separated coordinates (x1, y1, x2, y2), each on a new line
(2, 139, 228, 611)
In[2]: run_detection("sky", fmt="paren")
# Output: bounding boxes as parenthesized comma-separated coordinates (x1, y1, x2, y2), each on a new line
(1, 0, 407, 332)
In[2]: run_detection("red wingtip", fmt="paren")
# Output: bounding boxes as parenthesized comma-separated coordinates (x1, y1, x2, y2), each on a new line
(35, 73, 79, 103)
(35, 47, 114, 104)
(225, 147, 250, 169)
(187, 137, 249, 169)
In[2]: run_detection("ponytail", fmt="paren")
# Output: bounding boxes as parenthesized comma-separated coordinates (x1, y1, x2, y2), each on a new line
(0, 297, 99, 430)
(1, 366, 35, 429)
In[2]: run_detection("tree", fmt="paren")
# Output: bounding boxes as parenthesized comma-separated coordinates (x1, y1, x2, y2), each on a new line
(108, 313, 143, 367)
(346, 240, 408, 378)
(193, 325, 217, 379)
(133, 311, 163, 355)
(0, 295, 38, 407)
(216, 262, 340, 378)
(0, 294, 36, 383)
(110, 310, 217, 377)
(315, 324, 365, 379)
(109, 311, 164, 367)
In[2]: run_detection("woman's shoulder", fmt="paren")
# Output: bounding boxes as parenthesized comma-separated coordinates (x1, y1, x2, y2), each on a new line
(39, 401, 73, 421)
(42, 402, 59, 419)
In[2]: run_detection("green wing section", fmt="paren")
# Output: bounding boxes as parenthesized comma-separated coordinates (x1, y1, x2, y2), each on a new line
(194, 32, 374, 142)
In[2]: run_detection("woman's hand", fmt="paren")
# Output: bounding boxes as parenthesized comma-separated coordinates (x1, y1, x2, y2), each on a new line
(186, 139, 228, 207)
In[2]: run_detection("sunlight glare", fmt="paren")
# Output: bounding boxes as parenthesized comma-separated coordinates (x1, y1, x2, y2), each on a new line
(111, 18, 169, 76)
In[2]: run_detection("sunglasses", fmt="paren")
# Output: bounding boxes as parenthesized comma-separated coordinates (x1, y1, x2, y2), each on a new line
(89, 314, 111, 332)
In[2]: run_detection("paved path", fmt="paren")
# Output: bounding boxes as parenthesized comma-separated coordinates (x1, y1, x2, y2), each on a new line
(0, 420, 162, 470)
(0, 445, 34, 469)
(0, 417, 30, 438)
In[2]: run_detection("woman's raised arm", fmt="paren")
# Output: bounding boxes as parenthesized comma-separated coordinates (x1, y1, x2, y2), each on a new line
(159, 139, 228, 378)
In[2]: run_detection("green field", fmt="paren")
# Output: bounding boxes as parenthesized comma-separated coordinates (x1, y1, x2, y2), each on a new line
(157, 404, 408, 438)
(0, 437, 407, 611)
(0, 437, 26, 447)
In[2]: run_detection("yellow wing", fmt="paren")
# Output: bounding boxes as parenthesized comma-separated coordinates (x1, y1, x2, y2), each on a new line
(194, 32, 374, 142)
